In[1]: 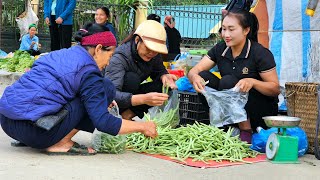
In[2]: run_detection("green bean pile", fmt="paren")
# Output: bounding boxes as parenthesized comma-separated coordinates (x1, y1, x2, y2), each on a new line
(127, 123, 259, 163)
(147, 106, 180, 128)
(144, 85, 180, 128)
(92, 133, 126, 154)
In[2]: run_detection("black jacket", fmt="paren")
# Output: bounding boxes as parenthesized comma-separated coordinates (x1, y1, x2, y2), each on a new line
(165, 27, 181, 54)
(105, 40, 168, 108)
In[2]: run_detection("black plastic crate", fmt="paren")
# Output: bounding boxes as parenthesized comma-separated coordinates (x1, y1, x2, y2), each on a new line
(178, 91, 209, 125)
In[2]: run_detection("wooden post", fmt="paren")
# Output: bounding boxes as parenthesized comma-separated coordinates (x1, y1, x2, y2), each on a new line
(252, 0, 269, 48)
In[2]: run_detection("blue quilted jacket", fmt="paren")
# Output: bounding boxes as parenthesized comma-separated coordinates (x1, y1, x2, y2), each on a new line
(0, 45, 100, 121)
(44, 0, 76, 25)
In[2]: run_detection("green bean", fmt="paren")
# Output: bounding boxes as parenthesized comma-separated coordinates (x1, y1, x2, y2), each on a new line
(126, 122, 259, 163)
(93, 132, 126, 154)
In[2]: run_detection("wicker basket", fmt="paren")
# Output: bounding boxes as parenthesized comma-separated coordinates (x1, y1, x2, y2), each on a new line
(285, 82, 319, 153)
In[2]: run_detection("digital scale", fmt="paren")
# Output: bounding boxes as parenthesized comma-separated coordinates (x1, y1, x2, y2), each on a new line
(262, 116, 301, 164)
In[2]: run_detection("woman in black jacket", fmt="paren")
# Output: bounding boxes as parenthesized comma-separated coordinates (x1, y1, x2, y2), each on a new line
(105, 20, 177, 120)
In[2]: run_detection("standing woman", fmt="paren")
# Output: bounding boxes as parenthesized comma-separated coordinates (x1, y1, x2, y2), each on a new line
(188, 10, 280, 143)
(105, 20, 177, 120)
(44, 0, 76, 51)
(95, 6, 117, 44)
(0, 23, 157, 155)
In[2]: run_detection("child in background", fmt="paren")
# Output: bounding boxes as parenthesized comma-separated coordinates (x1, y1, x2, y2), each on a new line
(19, 24, 41, 56)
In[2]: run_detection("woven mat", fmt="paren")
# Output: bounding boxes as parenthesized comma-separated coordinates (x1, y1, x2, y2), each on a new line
(143, 153, 267, 168)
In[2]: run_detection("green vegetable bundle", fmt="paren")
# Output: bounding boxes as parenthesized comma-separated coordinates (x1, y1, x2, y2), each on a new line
(91, 105, 126, 154)
(127, 123, 259, 163)
(0, 50, 34, 72)
(146, 107, 179, 128)
(92, 130, 126, 154)
(145, 90, 180, 128)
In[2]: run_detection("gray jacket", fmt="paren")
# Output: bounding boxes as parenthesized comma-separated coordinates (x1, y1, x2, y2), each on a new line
(105, 41, 168, 109)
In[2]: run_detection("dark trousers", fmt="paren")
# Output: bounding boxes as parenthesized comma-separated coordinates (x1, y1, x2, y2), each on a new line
(161, 53, 180, 62)
(26, 49, 41, 56)
(0, 98, 93, 149)
(49, 15, 73, 51)
(120, 72, 163, 118)
(198, 70, 278, 131)
(0, 79, 113, 149)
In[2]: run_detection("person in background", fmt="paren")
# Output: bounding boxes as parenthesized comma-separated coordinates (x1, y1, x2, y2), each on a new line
(95, 6, 117, 44)
(146, 13, 161, 23)
(188, 10, 279, 143)
(222, 0, 253, 16)
(120, 14, 161, 45)
(163, 15, 182, 61)
(0, 23, 157, 155)
(19, 24, 41, 56)
(44, 0, 76, 51)
(105, 20, 177, 120)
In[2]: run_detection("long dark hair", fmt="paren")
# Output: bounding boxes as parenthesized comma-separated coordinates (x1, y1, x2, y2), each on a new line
(74, 22, 111, 50)
(224, 10, 259, 42)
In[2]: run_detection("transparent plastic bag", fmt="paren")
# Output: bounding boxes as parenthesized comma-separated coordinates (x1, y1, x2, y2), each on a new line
(202, 86, 248, 127)
(146, 90, 180, 128)
(91, 105, 126, 154)
(16, 1, 39, 40)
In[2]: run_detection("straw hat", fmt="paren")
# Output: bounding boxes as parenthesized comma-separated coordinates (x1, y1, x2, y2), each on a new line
(134, 20, 168, 54)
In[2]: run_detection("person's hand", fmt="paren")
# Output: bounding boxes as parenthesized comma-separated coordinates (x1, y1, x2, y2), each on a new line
(161, 74, 177, 89)
(108, 100, 117, 109)
(235, 78, 255, 93)
(191, 74, 207, 93)
(45, 17, 50, 25)
(143, 92, 169, 106)
(55, 17, 63, 24)
(30, 41, 36, 49)
(38, 43, 42, 49)
(141, 121, 158, 138)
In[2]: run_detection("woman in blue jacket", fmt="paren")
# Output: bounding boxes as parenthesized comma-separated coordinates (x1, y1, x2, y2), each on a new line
(0, 23, 157, 155)
(19, 24, 41, 56)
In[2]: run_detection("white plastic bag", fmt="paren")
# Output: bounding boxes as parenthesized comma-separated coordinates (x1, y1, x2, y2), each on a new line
(202, 86, 248, 127)
(91, 105, 126, 154)
(16, 1, 39, 40)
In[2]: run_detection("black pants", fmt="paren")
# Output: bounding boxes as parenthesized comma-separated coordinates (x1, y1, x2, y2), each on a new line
(198, 71, 278, 131)
(26, 49, 41, 56)
(120, 72, 163, 118)
(49, 15, 73, 51)
(161, 53, 180, 62)
(0, 78, 113, 149)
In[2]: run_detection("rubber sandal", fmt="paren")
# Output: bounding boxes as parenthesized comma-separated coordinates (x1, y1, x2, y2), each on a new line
(46, 142, 97, 156)
(11, 140, 27, 147)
